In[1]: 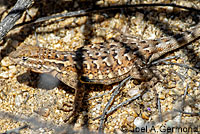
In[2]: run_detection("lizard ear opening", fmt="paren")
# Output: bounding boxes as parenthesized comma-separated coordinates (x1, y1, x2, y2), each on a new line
(79, 76, 93, 83)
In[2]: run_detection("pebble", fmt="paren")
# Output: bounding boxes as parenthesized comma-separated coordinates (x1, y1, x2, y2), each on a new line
(1, 57, 11, 67)
(168, 81, 176, 88)
(195, 61, 200, 68)
(142, 92, 153, 101)
(159, 93, 165, 100)
(168, 89, 176, 96)
(8, 66, 17, 78)
(134, 117, 145, 128)
(187, 44, 194, 49)
(36, 107, 50, 117)
(0, 72, 9, 78)
(187, 69, 196, 77)
(127, 116, 134, 123)
(194, 82, 199, 87)
(75, 16, 87, 25)
(127, 88, 140, 97)
(93, 104, 101, 114)
(114, 129, 123, 134)
(184, 106, 192, 113)
(142, 112, 149, 120)
(173, 115, 181, 124)
(0, 65, 17, 78)
(15, 95, 22, 107)
(176, 81, 184, 90)
(166, 120, 175, 127)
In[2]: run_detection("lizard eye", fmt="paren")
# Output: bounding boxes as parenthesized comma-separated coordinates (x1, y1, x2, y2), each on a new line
(22, 56, 28, 61)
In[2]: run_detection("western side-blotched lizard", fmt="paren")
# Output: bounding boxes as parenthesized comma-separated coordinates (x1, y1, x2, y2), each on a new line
(9, 22, 200, 121)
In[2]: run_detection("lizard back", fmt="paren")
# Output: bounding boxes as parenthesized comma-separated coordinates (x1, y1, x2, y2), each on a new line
(9, 39, 148, 86)
(9, 22, 200, 87)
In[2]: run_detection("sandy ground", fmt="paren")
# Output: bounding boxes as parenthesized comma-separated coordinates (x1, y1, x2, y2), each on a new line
(0, 0, 199, 133)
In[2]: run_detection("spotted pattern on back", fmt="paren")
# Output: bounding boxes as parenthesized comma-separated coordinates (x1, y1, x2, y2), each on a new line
(9, 39, 148, 85)
(9, 21, 200, 86)
(79, 40, 139, 83)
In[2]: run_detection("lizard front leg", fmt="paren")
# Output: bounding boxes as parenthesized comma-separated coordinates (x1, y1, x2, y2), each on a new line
(64, 82, 85, 122)
(54, 71, 86, 122)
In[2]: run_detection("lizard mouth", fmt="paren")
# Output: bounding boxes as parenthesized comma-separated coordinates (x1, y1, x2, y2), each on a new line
(9, 49, 28, 64)
(9, 56, 21, 64)
(9, 51, 19, 63)
(9, 50, 17, 59)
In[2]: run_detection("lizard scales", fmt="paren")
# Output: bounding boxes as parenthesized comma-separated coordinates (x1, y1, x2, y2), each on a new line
(9, 22, 200, 120)
(9, 23, 200, 86)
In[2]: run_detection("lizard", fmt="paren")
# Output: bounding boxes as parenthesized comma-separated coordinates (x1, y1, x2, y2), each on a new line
(9, 21, 200, 121)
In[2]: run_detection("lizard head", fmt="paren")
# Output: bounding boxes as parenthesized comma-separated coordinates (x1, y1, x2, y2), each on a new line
(9, 45, 40, 64)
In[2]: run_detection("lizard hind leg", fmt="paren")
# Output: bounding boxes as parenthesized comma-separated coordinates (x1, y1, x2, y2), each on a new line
(141, 67, 166, 89)
(130, 66, 154, 81)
